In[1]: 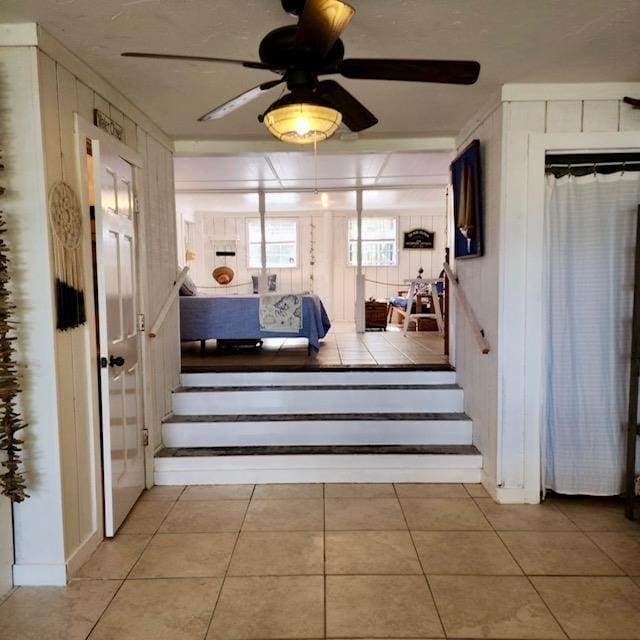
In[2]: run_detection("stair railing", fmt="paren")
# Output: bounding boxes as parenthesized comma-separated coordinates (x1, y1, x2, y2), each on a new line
(442, 262, 490, 355)
(149, 266, 189, 338)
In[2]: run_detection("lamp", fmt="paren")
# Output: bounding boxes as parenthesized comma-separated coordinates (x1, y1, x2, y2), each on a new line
(262, 94, 342, 145)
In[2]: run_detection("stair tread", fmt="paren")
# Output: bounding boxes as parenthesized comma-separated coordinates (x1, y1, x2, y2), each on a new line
(157, 444, 480, 457)
(165, 412, 471, 423)
(175, 383, 461, 393)
(182, 364, 455, 373)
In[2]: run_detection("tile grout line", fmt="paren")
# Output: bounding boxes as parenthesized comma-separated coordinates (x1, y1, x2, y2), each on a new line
(81, 489, 187, 638)
(393, 482, 448, 639)
(202, 483, 256, 640)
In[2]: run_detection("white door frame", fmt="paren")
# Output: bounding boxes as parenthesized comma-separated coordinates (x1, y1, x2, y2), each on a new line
(513, 131, 640, 502)
(73, 114, 153, 533)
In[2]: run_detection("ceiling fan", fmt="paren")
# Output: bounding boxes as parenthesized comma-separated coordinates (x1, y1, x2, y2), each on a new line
(122, 0, 480, 144)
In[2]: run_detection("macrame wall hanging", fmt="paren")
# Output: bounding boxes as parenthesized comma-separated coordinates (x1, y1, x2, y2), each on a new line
(0, 151, 29, 502)
(48, 181, 86, 330)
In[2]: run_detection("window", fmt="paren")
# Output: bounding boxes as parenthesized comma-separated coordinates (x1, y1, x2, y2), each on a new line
(248, 220, 297, 268)
(348, 217, 397, 266)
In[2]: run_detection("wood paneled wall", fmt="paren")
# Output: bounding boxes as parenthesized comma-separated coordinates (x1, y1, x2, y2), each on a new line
(188, 202, 448, 322)
(37, 49, 179, 561)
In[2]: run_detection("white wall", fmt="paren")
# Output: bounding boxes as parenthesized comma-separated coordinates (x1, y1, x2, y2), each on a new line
(1, 25, 179, 585)
(182, 195, 448, 322)
(453, 98, 503, 497)
(498, 84, 640, 503)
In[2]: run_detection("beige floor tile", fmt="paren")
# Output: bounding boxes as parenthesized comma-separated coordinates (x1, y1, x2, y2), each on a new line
(401, 498, 491, 530)
(325, 530, 421, 574)
(130, 532, 237, 578)
(326, 575, 443, 638)
(532, 576, 640, 639)
(252, 483, 323, 499)
(552, 502, 640, 532)
(475, 498, 577, 531)
(587, 531, 640, 575)
(243, 498, 324, 531)
(74, 534, 151, 580)
(413, 531, 522, 575)
(207, 576, 324, 639)
(500, 531, 624, 575)
(464, 483, 490, 497)
(139, 485, 184, 501)
(324, 483, 396, 498)
(429, 575, 564, 639)
(395, 483, 468, 498)
(89, 577, 221, 640)
(228, 531, 323, 575)
(159, 500, 248, 533)
(325, 498, 407, 530)
(180, 484, 254, 500)
(0, 580, 121, 640)
(118, 500, 174, 534)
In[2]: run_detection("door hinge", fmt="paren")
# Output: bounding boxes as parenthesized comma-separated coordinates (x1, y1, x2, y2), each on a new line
(133, 196, 140, 215)
(142, 428, 149, 447)
(137, 313, 145, 332)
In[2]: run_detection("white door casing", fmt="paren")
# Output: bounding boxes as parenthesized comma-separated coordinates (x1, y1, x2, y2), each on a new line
(93, 140, 145, 536)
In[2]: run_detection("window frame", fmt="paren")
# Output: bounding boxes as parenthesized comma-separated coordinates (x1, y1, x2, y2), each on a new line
(247, 218, 299, 269)
(347, 216, 398, 267)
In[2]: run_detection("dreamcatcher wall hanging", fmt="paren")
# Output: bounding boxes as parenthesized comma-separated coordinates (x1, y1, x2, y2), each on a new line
(48, 181, 86, 330)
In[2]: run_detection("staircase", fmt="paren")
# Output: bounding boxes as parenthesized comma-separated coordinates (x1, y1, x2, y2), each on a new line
(154, 369, 482, 485)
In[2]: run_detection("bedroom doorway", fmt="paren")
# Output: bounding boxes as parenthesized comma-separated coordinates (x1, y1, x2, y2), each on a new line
(174, 151, 452, 371)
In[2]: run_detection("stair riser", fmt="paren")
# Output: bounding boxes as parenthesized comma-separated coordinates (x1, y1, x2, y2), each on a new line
(180, 370, 456, 387)
(172, 388, 464, 415)
(162, 419, 473, 448)
(154, 453, 483, 485)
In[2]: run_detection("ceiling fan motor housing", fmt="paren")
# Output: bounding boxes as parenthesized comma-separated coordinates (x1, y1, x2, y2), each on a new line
(259, 25, 344, 72)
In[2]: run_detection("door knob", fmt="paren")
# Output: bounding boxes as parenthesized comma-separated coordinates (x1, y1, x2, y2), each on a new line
(109, 355, 125, 367)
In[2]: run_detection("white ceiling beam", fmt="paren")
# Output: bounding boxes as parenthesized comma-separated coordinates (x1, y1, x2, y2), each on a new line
(0, 23, 38, 46)
(174, 136, 456, 157)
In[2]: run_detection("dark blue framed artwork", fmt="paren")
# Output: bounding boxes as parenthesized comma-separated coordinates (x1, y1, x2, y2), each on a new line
(451, 139, 484, 259)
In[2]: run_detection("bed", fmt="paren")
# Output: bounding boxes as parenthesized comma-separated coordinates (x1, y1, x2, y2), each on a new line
(180, 293, 331, 353)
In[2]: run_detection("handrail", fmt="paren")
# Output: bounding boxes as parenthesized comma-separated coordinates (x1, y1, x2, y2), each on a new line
(442, 262, 490, 354)
(149, 266, 189, 338)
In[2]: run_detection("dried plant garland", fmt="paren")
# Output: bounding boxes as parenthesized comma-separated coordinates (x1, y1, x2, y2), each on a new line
(48, 181, 86, 330)
(0, 157, 28, 501)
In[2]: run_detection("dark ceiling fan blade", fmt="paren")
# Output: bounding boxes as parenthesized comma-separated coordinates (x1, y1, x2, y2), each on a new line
(198, 79, 284, 121)
(295, 0, 354, 59)
(317, 80, 377, 132)
(122, 52, 268, 70)
(339, 59, 481, 84)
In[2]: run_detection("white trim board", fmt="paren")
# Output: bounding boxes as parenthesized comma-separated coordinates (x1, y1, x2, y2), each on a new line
(507, 130, 640, 501)
(502, 83, 640, 102)
(13, 563, 68, 587)
(0, 23, 38, 46)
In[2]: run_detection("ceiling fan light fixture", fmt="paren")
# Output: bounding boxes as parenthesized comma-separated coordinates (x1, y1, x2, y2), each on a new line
(263, 101, 342, 144)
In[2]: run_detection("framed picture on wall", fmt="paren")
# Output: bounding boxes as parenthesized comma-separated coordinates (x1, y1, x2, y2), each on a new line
(451, 139, 484, 259)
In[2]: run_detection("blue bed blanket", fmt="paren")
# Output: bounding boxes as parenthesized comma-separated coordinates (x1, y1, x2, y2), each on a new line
(179, 294, 331, 353)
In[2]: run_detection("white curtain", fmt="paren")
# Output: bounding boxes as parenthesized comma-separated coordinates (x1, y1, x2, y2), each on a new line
(543, 170, 640, 495)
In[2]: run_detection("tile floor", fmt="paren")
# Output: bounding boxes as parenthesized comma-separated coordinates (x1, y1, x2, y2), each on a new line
(1, 484, 640, 640)
(181, 321, 448, 369)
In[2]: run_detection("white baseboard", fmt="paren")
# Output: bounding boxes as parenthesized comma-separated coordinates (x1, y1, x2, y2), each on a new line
(65, 529, 102, 579)
(495, 485, 541, 504)
(13, 562, 68, 586)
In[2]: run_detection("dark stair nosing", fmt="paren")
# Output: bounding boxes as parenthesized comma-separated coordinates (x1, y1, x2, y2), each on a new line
(164, 412, 472, 424)
(182, 364, 456, 374)
(175, 383, 461, 393)
(156, 444, 481, 458)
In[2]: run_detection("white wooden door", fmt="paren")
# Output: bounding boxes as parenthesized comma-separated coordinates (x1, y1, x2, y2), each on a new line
(94, 142, 145, 536)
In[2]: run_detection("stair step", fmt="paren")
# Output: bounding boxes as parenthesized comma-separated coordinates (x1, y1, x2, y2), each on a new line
(154, 444, 482, 485)
(171, 384, 464, 415)
(162, 412, 473, 448)
(180, 369, 456, 387)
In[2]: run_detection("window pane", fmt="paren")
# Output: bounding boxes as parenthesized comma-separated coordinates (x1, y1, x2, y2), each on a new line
(248, 221, 263, 243)
(248, 243, 262, 268)
(348, 217, 396, 266)
(265, 221, 296, 242)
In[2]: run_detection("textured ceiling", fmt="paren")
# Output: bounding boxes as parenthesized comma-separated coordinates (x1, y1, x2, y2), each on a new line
(3, 0, 640, 140)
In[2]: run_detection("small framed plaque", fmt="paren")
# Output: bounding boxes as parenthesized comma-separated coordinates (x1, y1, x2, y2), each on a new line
(403, 228, 434, 250)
